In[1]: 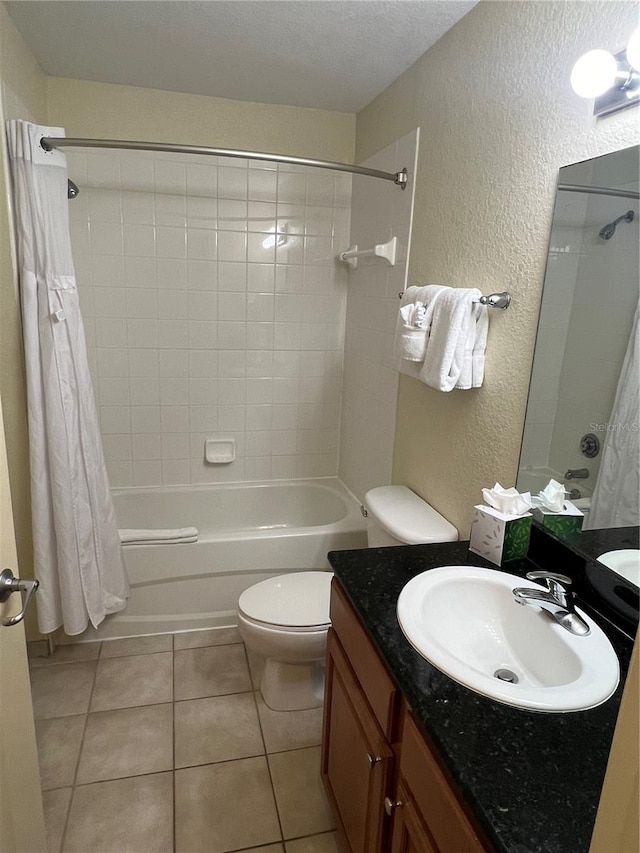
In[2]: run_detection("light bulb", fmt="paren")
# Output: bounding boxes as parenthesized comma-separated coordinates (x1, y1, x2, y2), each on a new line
(570, 49, 618, 98)
(627, 27, 640, 72)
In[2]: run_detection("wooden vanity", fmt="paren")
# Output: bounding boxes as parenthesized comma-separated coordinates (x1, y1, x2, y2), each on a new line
(322, 579, 491, 853)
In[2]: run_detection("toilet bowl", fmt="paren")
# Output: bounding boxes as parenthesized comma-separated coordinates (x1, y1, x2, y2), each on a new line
(236, 486, 458, 711)
(237, 571, 333, 711)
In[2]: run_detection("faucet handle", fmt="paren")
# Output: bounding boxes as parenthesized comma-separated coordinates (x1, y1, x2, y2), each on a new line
(526, 571, 572, 606)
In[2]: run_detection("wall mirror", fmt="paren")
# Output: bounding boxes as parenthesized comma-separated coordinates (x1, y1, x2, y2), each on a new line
(518, 145, 639, 587)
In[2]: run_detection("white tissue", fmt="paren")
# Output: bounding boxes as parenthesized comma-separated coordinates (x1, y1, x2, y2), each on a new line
(532, 479, 567, 513)
(481, 482, 532, 516)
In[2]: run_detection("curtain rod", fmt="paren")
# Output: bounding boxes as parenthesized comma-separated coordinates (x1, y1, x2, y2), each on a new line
(558, 183, 639, 200)
(40, 136, 408, 189)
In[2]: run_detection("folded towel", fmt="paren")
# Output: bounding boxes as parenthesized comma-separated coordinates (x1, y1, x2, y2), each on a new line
(394, 286, 447, 372)
(119, 527, 198, 545)
(419, 288, 485, 392)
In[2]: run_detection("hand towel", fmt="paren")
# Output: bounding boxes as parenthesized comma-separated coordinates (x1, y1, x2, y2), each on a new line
(119, 527, 198, 545)
(394, 285, 447, 375)
(419, 288, 484, 392)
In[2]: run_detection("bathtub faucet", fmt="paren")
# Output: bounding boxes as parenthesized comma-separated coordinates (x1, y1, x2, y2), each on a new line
(564, 468, 589, 480)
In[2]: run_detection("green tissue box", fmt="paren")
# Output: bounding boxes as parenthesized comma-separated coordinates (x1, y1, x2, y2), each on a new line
(532, 501, 584, 541)
(469, 505, 532, 566)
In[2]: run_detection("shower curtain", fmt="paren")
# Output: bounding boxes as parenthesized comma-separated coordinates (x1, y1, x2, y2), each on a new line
(586, 303, 640, 530)
(7, 120, 129, 635)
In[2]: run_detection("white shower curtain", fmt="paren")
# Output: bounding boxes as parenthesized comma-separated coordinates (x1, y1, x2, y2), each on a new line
(7, 120, 129, 635)
(586, 303, 640, 530)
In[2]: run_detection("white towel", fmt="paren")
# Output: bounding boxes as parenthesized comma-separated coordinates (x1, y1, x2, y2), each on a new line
(119, 527, 198, 545)
(420, 288, 486, 392)
(394, 286, 447, 374)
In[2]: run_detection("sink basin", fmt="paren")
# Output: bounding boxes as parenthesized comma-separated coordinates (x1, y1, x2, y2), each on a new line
(397, 566, 619, 712)
(598, 550, 640, 587)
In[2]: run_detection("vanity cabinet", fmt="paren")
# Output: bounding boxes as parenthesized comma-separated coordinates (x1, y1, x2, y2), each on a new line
(322, 579, 491, 853)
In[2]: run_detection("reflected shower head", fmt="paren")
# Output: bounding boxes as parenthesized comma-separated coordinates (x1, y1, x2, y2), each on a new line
(599, 209, 635, 240)
(67, 179, 79, 199)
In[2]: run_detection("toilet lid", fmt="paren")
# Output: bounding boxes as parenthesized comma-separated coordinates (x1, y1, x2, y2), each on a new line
(238, 571, 333, 628)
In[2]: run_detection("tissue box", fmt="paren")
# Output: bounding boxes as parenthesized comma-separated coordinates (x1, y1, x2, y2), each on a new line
(532, 501, 584, 540)
(469, 505, 532, 566)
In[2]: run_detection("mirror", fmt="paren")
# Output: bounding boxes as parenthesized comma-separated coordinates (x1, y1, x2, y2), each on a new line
(518, 145, 639, 586)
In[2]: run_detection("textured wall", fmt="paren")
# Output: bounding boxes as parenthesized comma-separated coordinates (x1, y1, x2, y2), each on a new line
(0, 4, 47, 640)
(355, 0, 640, 535)
(47, 77, 355, 163)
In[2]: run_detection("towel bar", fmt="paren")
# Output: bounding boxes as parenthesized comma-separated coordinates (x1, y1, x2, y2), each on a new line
(340, 237, 397, 269)
(397, 290, 511, 310)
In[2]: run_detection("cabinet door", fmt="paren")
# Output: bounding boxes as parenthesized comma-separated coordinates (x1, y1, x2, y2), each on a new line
(390, 782, 439, 853)
(322, 629, 393, 853)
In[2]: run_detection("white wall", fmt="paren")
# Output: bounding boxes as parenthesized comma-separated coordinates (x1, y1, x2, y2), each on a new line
(68, 147, 351, 486)
(338, 130, 418, 500)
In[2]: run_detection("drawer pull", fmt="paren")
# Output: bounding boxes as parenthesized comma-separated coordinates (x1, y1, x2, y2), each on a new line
(367, 753, 383, 768)
(384, 796, 404, 816)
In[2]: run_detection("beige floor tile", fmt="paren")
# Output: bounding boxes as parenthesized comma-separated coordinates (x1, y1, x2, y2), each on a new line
(246, 646, 266, 689)
(31, 662, 97, 720)
(174, 626, 241, 650)
(90, 652, 172, 711)
(100, 634, 173, 658)
(42, 787, 72, 853)
(236, 847, 284, 853)
(175, 693, 264, 767)
(30, 643, 101, 668)
(269, 747, 335, 839)
(76, 703, 173, 784)
(63, 772, 173, 853)
(285, 832, 342, 852)
(174, 644, 251, 700)
(256, 693, 323, 753)
(175, 757, 281, 853)
(35, 715, 86, 790)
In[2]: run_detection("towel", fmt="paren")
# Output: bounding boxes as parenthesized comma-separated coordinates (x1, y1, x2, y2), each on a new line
(119, 527, 198, 545)
(394, 286, 447, 374)
(420, 288, 487, 391)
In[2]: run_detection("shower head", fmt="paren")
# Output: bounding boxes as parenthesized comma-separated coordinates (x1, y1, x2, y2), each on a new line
(598, 209, 635, 240)
(67, 179, 79, 200)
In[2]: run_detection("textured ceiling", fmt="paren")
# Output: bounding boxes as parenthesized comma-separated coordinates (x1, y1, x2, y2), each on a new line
(4, 0, 477, 112)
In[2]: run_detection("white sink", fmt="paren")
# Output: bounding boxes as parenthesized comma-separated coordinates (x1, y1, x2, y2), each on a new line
(397, 565, 619, 713)
(598, 550, 640, 588)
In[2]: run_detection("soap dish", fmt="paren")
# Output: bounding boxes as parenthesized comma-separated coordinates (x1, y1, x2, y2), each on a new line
(205, 438, 235, 464)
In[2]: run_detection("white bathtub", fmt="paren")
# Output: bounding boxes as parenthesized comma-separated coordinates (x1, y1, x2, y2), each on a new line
(80, 478, 366, 640)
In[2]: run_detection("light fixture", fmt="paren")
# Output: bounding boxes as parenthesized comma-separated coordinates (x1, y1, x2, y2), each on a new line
(571, 28, 640, 117)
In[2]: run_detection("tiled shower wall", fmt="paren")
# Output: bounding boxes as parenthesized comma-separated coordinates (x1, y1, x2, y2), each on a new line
(67, 150, 351, 487)
(338, 130, 418, 501)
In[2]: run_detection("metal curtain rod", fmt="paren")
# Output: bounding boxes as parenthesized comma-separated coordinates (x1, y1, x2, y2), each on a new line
(558, 183, 639, 200)
(40, 136, 408, 189)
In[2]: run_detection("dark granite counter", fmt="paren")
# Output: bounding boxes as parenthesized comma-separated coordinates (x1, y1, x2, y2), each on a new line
(328, 541, 635, 853)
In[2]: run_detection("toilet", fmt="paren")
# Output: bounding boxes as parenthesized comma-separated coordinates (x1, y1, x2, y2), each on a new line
(237, 486, 458, 711)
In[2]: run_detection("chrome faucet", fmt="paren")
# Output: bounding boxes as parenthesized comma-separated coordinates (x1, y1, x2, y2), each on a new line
(512, 571, 590, 636)
(565, 468, 589, 480)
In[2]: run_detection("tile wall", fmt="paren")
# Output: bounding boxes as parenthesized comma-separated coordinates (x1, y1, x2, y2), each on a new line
(338, 130, 418, 501)
(67, 149, 351, 487)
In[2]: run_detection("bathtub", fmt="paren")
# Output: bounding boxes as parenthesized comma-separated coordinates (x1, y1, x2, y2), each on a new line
(80, 478, 366, 641)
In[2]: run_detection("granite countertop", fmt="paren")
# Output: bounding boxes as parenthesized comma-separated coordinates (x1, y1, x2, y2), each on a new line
(328, 541, 634, 853)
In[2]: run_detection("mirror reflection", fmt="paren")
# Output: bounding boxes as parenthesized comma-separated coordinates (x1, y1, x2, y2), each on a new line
(518, 146, 639, 583)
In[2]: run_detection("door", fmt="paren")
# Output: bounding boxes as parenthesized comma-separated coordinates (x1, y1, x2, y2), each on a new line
(390, 781, 439, 853)
(0, 392, 46, 851)
(322, 629, 393, 853)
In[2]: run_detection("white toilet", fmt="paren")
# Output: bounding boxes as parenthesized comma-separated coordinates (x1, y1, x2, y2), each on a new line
(237, 486, 458, 711)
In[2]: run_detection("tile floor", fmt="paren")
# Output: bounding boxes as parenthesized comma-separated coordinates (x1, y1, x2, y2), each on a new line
(30, 628, 340, 853)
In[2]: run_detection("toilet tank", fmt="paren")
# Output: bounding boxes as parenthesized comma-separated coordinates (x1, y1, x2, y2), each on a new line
(363, 486, 458, 547)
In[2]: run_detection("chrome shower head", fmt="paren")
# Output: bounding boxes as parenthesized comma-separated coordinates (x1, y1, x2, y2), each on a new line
(67, 179, 79, 200)
(599, 209, 635, 240)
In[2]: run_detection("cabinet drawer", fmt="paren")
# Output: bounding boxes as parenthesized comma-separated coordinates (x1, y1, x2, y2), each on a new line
(400, 714, 488, 853)
(330, 580, 398, 738)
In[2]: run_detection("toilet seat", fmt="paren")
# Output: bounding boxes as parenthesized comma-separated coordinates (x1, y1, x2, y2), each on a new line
(238, 571, 332, 630)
